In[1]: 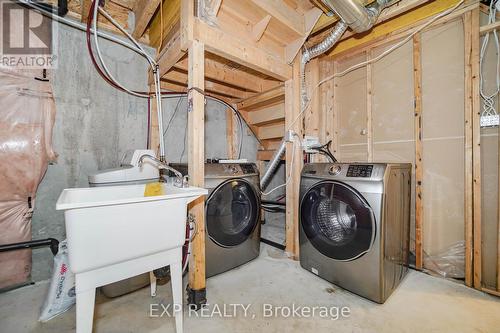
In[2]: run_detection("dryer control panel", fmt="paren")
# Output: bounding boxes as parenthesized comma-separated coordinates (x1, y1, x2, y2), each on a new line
(346, 164, 373, 178)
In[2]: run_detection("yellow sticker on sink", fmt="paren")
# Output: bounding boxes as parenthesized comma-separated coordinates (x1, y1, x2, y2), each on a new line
(144, 182, 164, 197)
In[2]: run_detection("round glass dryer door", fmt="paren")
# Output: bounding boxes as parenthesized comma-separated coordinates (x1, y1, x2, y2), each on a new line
(206, 179, 260, 247)
(300, 181, 375, 261)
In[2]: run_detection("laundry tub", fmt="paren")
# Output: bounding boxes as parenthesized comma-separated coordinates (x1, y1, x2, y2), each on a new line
(56, 183, 207, 333)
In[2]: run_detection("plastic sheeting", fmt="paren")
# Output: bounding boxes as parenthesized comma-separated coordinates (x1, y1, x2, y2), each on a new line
(0, 66, 56, 289)
(423, 241, 465, 279)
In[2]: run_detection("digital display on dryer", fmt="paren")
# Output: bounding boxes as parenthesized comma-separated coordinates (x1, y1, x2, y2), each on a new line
(346, 165, 373, 178)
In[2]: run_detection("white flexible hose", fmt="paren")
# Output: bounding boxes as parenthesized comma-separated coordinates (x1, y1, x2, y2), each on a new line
(479, 0, 500, 118)
(18, 0, 147, 56)
(92, 3, 150, 98)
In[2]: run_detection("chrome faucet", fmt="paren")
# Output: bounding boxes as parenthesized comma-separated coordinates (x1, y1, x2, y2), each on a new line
(138, 154, 188, 188)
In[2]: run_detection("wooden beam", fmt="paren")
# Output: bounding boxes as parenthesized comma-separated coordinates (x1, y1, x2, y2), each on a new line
(148, 0, 181, 49)
(480, 20, 500, 35)
(226, 107, 235, 159)
(471, 7, 482, 290)
(285, 7, 322, 64)
(156, 33, 186, 80)
(413, 33, 424, 271)
(247, 104, 285, 126)
(162, 70, 251, 99)
(285, 53, 302, 259)
(132, 0, 161, 39)
(187, 40, 206, 295)
(366, 50, 373, 163)
(160, 81, 235, 105)
(251, 0, 305, 36)
(464, 10, 474, 287)
(304, 58, 320, 161)
(81, 0, 91, 23)
(258, 123, 285, 140)
(173, 56, 278, 93)
(194, 19, 292, 81)
(180, 0, 195, 50)
(252, 15, 272, 42)
(237, 85, 285, 111)
(257, 149, 285, 161)
(148, 86, 159, 155)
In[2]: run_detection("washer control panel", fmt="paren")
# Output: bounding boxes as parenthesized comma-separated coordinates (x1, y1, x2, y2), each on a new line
(346, 164, 373, 178)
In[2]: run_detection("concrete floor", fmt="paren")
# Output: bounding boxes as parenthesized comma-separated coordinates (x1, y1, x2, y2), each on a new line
(1, 245, 499, 333)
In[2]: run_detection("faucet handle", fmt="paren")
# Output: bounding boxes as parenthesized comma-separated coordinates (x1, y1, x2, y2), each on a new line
(174, 175, 190, 188)
(182, 175, 189, 188)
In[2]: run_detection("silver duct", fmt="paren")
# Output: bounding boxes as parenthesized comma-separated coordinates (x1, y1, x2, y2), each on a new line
(322, 0, 389, 34)
(261, 0, 391, 193)
(260, 136, 288, 190)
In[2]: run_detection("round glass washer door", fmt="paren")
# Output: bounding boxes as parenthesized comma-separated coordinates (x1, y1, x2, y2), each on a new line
(206, 179, 260, 247)
(300, 181, 375, 261)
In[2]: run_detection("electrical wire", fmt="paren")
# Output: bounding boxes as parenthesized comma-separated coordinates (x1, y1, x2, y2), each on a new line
(479, 0, 500, 120)
(289, 0, 466, 134)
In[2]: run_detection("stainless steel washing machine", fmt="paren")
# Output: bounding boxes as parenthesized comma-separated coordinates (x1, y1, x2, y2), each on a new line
(171, 163, 261, 277)
(299, 163, 411, 303)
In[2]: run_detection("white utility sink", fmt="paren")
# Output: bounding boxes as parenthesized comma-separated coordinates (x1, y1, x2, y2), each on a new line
(56, 183, 207, 333)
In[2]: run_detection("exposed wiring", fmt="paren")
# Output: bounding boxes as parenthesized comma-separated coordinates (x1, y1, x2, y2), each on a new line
(289, 0, 465, 134)
(163, 97, 183, 136)
(310, 140, 337, 162)
(479, 0, 500, 120)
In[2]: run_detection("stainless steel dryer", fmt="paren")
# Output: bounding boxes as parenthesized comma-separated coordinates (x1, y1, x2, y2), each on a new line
(299, 163, 411, 303)
(171, 163, 261, 277)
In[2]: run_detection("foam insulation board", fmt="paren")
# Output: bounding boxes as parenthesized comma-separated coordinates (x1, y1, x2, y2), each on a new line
(479, 11, 500, 290)
(372, 38, 416, 251)
(481, 128, 499, 289)
(336, 53, 368, 162)
(421, 20, 465, 257)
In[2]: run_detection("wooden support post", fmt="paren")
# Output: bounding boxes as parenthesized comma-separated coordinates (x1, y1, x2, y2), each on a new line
(149, 86, 160, 156)
(471, 7, 482, 290)
(187, 40, 206, 306)
(413, 34, 424, 271)
(366, 50, 373, 163)
(305, 58, 320, 162)
(332, 61, 340, 157)
(464, 10, 474, 287)
(284, 54, 303, 259)
(464, 8, 482, 289)
(464, 8, 481, 289)
(226, 107, 235, 159)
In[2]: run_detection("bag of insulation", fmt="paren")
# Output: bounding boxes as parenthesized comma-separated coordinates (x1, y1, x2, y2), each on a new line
(39, 240, 76, 322)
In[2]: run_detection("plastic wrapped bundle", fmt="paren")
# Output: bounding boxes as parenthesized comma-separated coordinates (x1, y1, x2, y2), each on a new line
(0, 66, 56, 289)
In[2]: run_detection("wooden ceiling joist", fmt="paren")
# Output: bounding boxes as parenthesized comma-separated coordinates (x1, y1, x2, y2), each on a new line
(173, 56, 280, 93)
(252, 15, 272, 42)
(193, 20, 292, 81)
(251, 0, 306, 36)
(132, 0, 161, 39)
(162, 69, 251, 99)
(237, 85, 285, 111)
